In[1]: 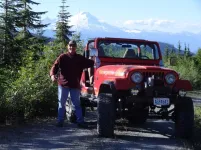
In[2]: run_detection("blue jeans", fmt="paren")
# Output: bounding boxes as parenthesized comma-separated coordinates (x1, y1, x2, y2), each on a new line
(57, 85, 84, 123)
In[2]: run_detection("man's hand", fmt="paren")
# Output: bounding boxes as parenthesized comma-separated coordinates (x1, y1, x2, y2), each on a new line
(51, 75, 57, 82)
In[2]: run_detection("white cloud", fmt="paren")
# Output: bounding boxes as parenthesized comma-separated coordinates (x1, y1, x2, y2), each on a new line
(124, 19, 175, 26)
(154, 19, 175, 26)
(120, 18, 201, 33)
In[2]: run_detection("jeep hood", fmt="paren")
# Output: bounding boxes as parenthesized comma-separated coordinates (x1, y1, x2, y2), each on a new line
(97, 65, 178, 77)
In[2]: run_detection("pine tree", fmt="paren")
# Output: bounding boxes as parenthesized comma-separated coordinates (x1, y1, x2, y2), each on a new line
(15, 0, 48, 37)
(170, 48, 175, 55)
(184, 43, 187, 56)
(178, 40, 181, 55)
(55, 0, 73, 50)
(195, 48, 201, 71)
(13, 0, 48, 64)
(186, 44, 190, 57)
(71, 32, 84, 54)
(0, 0, 18, 65)
(163, 45, 170, 62)
(35, 16, 44, 37)
(165, 46, 169, 59)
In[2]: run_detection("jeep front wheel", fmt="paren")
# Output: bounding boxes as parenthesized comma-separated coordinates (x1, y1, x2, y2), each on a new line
(97, 93, 115, 137)
(175, 97, 194, 139)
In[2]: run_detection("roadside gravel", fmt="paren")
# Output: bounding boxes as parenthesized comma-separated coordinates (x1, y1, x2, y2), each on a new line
(0, 109, 192, 150)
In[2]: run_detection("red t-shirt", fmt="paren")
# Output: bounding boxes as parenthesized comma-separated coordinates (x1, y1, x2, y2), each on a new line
(50, 52, 94, 88)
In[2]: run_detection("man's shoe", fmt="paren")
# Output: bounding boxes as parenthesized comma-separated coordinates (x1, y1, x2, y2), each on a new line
(56, 122, 63, 127)
(77, 122, 89, 128)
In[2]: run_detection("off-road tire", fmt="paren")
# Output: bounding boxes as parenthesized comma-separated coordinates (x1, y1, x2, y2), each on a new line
(127, 107, 149, 125)
(97, 93, 115, 137)
(175, 97, 194, 139)
(66, 99, 77, 123)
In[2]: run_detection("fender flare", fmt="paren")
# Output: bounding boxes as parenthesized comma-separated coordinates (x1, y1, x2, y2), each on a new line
(174, 79, 192, 92)
(99, 81, 116, 95)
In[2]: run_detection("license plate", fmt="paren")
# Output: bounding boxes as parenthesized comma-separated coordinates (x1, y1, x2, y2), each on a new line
(153, 98, 170, 106)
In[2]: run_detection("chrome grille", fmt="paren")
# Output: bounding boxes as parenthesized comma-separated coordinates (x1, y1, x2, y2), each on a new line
(142, 72, 164, 78)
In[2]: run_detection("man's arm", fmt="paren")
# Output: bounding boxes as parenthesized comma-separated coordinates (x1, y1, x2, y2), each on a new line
(81, 56, 94, 69)
(50, 55, 61, 82)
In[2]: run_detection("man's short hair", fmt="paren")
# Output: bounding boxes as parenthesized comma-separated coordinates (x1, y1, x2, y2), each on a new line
(68, 40, 77, 47)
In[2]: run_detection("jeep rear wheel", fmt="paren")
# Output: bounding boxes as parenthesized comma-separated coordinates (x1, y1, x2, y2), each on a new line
(127, 107, 149, 125)
(66, 99, 77, 123)
(97, 93, 115, 137)
(175, 97, 194, 139)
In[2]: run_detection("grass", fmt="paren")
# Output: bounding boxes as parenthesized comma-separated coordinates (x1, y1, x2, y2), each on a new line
(188, 106, 201, 150)
(183, 90, 201, 149)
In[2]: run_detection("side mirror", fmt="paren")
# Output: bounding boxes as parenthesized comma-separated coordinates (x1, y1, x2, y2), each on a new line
(170, 57, 177, 66)
(89, 48, 98, 57)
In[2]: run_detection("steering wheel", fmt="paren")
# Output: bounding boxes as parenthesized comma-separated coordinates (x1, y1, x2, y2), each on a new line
(141, 55, 149, 59)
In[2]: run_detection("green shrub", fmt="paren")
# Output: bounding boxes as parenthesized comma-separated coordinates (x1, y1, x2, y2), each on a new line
(0, 67, 17, 123)
(3, 44, 63, 121)
(166, 57, 201, 89)
(190, 106, 201, 149)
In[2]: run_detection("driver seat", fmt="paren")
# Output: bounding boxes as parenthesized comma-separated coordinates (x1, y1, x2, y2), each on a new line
(123, 49, 136, 58)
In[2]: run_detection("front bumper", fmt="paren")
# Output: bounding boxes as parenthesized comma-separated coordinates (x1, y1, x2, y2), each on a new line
(126, 86, 177, 105)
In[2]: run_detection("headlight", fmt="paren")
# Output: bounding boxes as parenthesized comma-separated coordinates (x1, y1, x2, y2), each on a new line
(165, 73, 176, 84)
(131, 72, 143, 83)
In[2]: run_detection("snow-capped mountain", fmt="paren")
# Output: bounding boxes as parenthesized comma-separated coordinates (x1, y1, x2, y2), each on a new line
(43, 12, 201, 53)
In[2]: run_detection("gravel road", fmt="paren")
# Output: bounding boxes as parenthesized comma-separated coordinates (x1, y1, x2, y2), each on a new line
(193, 98, 201, 106)
(1, 99, 199, 150)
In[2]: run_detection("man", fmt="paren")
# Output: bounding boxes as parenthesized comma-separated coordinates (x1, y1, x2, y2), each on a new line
(50, 40, 94, 127)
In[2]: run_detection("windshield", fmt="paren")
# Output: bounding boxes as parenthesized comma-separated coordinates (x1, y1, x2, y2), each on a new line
(97, 40, 160, 60)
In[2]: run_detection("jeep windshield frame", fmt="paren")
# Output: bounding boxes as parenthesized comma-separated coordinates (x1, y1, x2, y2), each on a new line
(94, 38, 162, 60)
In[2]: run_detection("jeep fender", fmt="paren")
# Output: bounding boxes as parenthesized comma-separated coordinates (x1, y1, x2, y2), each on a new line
(98, 81, 116, 95)
(173, 79, 192, 92)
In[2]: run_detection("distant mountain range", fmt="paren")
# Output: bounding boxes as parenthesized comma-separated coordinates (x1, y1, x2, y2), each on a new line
(42, 12, 201, 54)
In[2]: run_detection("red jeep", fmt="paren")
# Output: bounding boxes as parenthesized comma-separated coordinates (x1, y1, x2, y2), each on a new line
(66, 37, 194, 139)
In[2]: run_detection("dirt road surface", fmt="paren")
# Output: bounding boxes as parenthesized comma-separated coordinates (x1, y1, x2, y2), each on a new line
(1, 99, 199, 150)
(0, 114, 192, 150)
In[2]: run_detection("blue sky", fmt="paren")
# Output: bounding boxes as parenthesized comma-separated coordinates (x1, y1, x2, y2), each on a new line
(33, 0, 201, 33)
